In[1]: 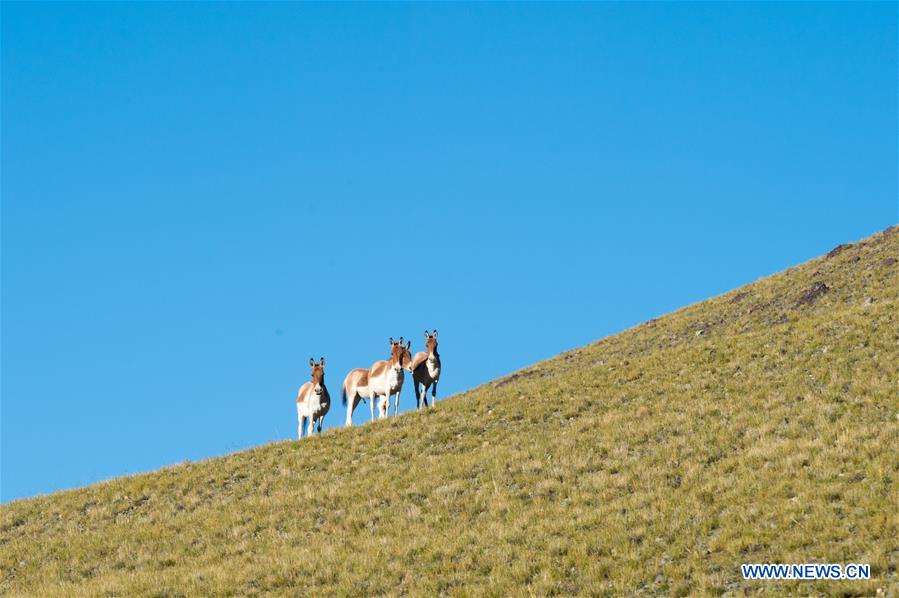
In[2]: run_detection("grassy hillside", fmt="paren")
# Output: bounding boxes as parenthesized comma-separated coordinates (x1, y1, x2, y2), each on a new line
(2, 227, 897, 596)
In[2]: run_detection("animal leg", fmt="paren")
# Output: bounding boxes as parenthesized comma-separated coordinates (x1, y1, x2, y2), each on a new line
(317, 416, 324, 433)
(393, 391, 400, 416)
(369, 391, 376, 422)
(431, 382, 437, 407)
(413, 381, 421, 409)
(298, 416, 306, 440)
(346, 394, 356, 427)
(307, 416, 316, 437)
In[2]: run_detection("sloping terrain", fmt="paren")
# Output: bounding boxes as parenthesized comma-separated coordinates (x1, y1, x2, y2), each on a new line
(1, 227, 897, 596)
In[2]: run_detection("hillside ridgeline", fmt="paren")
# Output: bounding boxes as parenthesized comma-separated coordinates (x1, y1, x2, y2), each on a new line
(1, 226, 897, 595)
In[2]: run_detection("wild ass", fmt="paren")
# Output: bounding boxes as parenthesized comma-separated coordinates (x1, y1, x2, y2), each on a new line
(297, 358, 331, 439)
(411, 330, 441, 408)
(342, 337, 412, 425)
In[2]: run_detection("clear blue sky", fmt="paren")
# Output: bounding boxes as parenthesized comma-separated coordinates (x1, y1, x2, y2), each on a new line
(2, 2, 896, 502)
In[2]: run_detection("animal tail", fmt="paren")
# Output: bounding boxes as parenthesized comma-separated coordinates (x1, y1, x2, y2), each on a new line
(342, 382, 348, 407)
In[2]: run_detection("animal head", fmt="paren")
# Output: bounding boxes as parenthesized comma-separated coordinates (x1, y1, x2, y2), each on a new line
(424, 329, 439, 358)
(308, 357, 325, 394)
(388, 337, 413, 372)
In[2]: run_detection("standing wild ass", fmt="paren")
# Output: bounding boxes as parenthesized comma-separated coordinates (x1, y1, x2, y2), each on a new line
(412, 330, 441, 408)
(342, 337, 412, 425)
(296, 358, 331, 438)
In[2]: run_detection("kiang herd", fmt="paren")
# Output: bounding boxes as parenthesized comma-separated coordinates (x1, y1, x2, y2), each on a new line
(295, 330, 441, 439)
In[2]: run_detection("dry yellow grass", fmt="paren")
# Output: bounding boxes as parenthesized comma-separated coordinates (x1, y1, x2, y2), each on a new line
(1, 226, 897, 596)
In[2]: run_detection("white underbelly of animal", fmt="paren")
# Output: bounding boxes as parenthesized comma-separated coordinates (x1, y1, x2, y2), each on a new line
(388, 368, 403, 392)
(427, 359, 441, 381)
(297, 399, 312, 418)
(299, 393, 329, 418)
(373, 369, 403, 395)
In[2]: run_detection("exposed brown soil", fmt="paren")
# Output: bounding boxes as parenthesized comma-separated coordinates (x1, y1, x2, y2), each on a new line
(730, 291, 750, 304)
(794, 281, 829, 308)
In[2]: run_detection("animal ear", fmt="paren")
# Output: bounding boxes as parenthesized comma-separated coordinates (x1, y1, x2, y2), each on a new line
(320, 357, 325, 367)
(398, 337, 404, 346)
(433, 330, 438, 338)
(424, 330, 430, 339)
(309, 358, 315, 367)
(389, 337, 394, 345)
(405, 340, 411, 350)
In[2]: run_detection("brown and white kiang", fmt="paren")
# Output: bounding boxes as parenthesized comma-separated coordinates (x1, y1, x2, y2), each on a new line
(342, 337, 412, 425)
(296, 358, 331, 439)
(411, 330, 441, 408)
